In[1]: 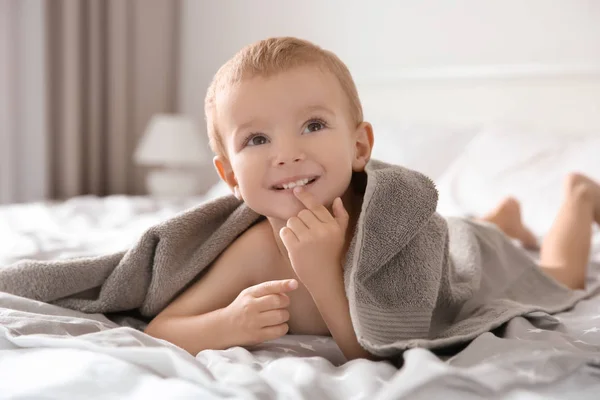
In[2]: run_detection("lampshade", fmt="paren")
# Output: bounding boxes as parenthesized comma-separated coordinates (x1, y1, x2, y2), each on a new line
(134, 114, 210, 167)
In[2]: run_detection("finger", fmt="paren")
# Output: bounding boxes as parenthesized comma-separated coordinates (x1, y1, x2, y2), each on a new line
(297, 209, 321, 228)
(254, 293, 290, 312)
(248, 279, 298, 298)
(333, 197, 349, 231)
(293, 186, 333, 222)
(260, 323, 289, 341)
(258, 308, 290, 327)
(279, 226, 299, 248)
(286, 216, 310, 239)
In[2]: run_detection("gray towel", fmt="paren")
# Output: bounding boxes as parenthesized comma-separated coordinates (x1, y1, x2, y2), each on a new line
(0, 160, 593, 358)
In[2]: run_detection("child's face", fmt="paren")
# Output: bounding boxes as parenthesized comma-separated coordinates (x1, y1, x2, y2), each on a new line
(214, 65, 372, 220)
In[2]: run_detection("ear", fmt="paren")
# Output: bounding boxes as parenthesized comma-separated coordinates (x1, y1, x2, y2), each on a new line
(213, 155, 238, 192)
(351, 122, 374, 171)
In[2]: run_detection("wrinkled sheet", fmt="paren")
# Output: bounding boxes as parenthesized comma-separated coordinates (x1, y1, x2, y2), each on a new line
(2, 195, 600, 399)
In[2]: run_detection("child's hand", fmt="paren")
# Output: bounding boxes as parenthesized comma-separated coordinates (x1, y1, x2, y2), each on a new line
(279, 187, 349, 289)
(223, 279, 298, 346)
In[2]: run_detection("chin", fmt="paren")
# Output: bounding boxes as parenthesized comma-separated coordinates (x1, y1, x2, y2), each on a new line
(269, 193, 338, 221)
(258, 201, 306, 221)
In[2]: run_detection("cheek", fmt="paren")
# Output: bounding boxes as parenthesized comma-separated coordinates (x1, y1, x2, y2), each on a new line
(320, 133, 355, 162)
(231, 156, 263, 190)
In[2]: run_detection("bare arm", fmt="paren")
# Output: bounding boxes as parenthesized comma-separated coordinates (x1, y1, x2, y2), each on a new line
(279, 187, 378, 361)
(310, 268, 379, 361)
(144, 224, 262, 355)
(146, 308, 239, 354)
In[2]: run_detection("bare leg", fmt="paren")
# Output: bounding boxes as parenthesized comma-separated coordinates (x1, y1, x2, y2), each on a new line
(479, 197, 539, 249)
(537, 173, 600, 290)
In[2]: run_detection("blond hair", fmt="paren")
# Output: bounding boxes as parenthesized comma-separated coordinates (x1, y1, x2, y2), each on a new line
(204, 37, 363, 156)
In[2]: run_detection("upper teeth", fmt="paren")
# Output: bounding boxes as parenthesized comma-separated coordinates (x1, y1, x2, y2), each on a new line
(280, 178, 310, 190)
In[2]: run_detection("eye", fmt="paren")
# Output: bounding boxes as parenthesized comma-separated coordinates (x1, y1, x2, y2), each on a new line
(303, 119, 326, 134)
(245, 134, 269, 147)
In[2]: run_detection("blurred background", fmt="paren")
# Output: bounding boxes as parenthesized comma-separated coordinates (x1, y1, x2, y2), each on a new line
(1, 0, 599, 205)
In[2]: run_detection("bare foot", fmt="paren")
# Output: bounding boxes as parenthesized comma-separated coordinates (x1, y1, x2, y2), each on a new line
(564, 173, 600, 224)
(481, 197, 539, 250)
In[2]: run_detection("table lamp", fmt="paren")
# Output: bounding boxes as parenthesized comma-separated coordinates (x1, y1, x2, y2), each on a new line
(134, 114, 211, 197)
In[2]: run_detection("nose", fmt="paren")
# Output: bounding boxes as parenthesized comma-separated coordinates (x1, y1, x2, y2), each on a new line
(272, 138, 305, 166)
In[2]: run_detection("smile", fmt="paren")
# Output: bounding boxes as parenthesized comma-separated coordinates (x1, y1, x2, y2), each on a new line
(272, 176, 319, 190)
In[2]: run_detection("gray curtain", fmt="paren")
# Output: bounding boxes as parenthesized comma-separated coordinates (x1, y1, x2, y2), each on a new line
(46, 0, 180, 199)
(0, 0, 48, 204)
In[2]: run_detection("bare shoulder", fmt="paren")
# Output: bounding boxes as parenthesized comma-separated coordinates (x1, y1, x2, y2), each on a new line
(198, 217, 280, 285)
(230, 218, 282, 283)
(151, 218, 281, 319)
(200, 217, 281, 285)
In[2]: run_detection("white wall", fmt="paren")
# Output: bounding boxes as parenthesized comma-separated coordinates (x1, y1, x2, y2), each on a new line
(178, 0, 600, 133)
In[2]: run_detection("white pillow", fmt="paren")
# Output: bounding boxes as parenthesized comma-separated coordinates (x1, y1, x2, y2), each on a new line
(369, 121, 480, 180)
(435, 125, 600, 236)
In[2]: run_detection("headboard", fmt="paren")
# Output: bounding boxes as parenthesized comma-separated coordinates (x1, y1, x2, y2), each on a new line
(355, 64, 600, 133)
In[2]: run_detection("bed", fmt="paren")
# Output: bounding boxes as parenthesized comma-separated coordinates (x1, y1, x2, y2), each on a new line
(2, 65, 600, 399)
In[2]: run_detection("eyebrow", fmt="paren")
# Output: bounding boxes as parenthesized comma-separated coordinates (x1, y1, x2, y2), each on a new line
(302, 105, 335, 117)
(232, 121, 256, 139)
(231, 118, 271, 142)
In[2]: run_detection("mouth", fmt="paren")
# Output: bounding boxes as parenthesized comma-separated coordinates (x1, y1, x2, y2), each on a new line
(271, 176, 319, 191)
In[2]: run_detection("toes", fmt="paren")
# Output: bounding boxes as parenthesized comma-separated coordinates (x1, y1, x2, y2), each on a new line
(491, 197, 522, 224)
(499, 197, 521, 216)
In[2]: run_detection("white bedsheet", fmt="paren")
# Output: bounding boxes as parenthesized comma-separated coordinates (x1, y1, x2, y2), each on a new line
(0, 195, 209, 265)
(4, 289, 600, 400)
(3, 192, 600, 399)
(0, 298, 394, 399)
